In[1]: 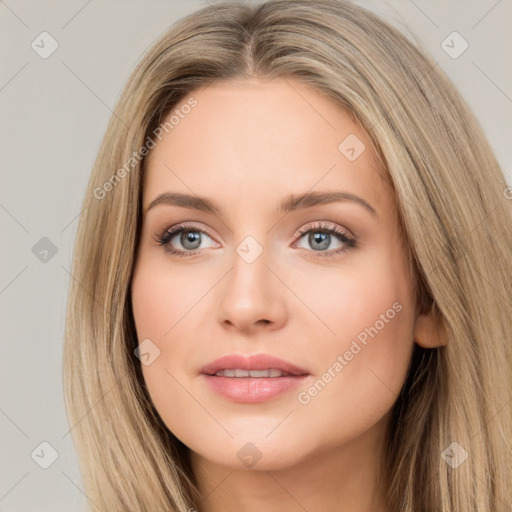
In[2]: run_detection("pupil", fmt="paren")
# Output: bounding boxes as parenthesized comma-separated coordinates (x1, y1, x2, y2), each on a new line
(182, 231, 201, 250)
(310, 232, 329, 250)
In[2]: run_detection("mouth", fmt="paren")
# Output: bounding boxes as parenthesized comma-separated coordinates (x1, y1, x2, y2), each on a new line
(210, 368, 295, 377)
(200, 353, 311, 403)
(200, 353, 309, 376)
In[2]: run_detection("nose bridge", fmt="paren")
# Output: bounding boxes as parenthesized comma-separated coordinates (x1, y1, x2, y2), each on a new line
(216, 233, 286, 331)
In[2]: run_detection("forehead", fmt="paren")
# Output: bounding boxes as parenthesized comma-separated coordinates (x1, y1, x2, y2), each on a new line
(143, 77, 393, 217)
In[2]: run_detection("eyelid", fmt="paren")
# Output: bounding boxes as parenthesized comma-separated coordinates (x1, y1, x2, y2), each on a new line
(153, 222, 218, 247)
(292, 220, 355, 241)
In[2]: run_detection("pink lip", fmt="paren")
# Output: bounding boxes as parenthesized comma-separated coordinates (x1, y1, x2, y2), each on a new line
(200, 353, 309, 376)
(200, 353, 311, 403)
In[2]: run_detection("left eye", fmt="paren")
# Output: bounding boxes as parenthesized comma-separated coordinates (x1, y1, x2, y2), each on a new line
(295, 229, 349, 252)
(291, 222, 357, 257)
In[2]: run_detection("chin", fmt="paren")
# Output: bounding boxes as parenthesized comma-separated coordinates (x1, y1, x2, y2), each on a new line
(188, 433, 314, 472)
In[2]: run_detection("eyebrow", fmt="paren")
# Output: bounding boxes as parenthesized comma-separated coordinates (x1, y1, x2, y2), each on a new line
(145, 191, 378, 217)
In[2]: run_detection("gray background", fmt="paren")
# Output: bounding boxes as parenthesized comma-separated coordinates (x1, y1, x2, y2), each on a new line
(1, 1, 510, 510)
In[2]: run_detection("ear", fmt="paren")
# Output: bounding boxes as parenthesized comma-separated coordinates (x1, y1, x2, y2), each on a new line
(414, 309, 448, 348)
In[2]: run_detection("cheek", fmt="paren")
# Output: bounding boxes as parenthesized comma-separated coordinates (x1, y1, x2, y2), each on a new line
(293, 251, 416, 431)
(131, 253, 216, 340)
(130, 252, 221, 410)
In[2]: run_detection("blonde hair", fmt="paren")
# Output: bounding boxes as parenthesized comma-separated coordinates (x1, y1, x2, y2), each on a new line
(63, 0, 512, 510)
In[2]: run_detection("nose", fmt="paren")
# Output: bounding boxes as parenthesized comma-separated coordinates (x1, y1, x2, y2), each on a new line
(217, 246, 287, 333)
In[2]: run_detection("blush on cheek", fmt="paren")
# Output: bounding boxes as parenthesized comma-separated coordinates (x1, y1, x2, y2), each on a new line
(131, 265, 182, 340)
(320, 296, 414, 402)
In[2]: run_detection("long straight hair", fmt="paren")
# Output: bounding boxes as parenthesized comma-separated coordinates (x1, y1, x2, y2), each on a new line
(63, 1, 512, 510)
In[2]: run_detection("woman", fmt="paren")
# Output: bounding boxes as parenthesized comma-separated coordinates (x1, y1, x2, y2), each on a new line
(63, 0, 512, 510)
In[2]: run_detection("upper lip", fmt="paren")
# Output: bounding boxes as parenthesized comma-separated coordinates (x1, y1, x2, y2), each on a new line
(200, 353, 310, 376)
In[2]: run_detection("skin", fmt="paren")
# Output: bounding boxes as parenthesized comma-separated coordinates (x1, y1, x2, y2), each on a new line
(130, 77, 444, 512)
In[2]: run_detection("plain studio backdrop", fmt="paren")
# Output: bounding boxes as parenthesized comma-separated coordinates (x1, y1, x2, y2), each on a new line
(0, 0, 510, 510)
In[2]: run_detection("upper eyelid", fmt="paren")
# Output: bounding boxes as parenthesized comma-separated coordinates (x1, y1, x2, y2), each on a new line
(296, 221, 354, 238)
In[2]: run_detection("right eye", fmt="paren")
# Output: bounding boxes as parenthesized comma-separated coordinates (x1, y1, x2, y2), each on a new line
(154, 222, 218, 257)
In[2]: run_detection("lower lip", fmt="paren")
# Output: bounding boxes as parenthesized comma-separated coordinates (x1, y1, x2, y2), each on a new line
(201, 374, 309, 403)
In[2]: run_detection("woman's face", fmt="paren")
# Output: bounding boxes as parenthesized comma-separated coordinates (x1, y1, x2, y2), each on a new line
(131, 77, 423, 471)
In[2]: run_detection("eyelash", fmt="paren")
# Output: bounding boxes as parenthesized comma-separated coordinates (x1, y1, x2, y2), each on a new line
(153, 222, 358, 259)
